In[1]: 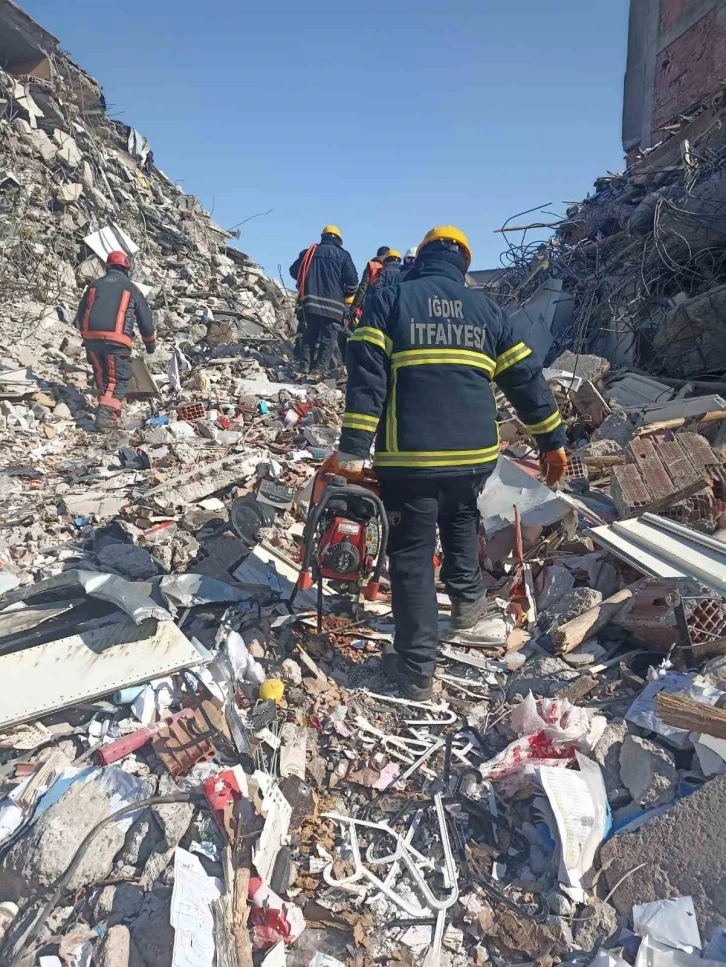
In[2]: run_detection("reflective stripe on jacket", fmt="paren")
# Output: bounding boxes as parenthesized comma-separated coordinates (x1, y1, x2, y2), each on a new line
(75, 266, 155, 349)
(340, 257, 566, 475)
(290, 237, 358, 322)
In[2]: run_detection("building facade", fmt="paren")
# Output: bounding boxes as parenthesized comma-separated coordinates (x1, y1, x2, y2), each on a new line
(623, 0, 726, 157)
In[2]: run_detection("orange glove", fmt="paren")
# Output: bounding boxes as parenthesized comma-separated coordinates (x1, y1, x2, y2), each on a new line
(540, 448, 568, 487)
(319, 451, 366, 484)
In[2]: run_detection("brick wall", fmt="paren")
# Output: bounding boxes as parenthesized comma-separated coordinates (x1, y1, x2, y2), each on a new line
(652, 10, 719, 135)
(623, 0, 726, 153)
(660, 0, 700, 31)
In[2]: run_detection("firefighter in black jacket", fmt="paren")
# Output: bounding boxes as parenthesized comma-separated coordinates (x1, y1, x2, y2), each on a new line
(290, 226, 358, 374)
(332, 226, 568, 699)
(75, 251, 155, 430)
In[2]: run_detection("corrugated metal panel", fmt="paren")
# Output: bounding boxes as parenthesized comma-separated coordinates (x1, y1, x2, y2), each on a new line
(0, 616, 206, 728)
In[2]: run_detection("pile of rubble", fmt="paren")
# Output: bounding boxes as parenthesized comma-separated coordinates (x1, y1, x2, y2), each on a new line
(4, 330, 726, 967)
(480, 84, 726, 383)
(6, 9, 726, 967)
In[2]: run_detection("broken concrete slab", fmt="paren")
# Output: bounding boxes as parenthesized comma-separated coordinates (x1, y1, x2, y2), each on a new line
(574, 900, 620, 952)
(128, 888, 175, 967)
(1, 769, 147, 892)
(592, 720, 629, 802)
(96, 543, 159, 580)
(537, 564, 575, 611)
(601, 775, 726, 937)
(143, 449, 268, 508)
(592, 411, 636, 447)
(619, 734, 678, 806)
(151, 774, 194, 848)
(507, 655, 579, 700)
(540, 587, 603, 628)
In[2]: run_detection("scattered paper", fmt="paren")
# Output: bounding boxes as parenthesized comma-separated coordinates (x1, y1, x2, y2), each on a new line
(279, 723, 306, 779)
(537, 752, 609, 901)
(171, 847, 223, 967)
(633, 897, 701, 952)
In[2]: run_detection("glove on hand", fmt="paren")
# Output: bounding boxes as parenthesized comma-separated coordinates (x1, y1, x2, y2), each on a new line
(540, 448, 568, 487)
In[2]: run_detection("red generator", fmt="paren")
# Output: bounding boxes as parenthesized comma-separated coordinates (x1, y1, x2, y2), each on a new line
(291, 471, 389, 632)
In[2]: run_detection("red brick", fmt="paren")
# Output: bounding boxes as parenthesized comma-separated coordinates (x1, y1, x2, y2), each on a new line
(652, 12, 720, 136)
(611, 465, 651, 516)
(660, 0, 701, 33)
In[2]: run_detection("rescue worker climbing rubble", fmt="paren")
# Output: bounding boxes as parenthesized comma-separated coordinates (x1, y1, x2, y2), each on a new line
(350, 245, 390, 323)
(75, 251, 155, 430)
(332, 225, 568, 700)
(290, 226, 358, 374)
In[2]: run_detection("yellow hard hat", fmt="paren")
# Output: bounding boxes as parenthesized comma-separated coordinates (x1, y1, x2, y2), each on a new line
(385, 249, 402, 260)
(419, 225, 472, 267)
(321, 224, 342, 240)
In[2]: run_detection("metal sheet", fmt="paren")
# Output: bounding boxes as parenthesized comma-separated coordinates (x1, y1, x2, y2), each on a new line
(589, 513, 726, 593)
(0, 616, 207, 728)
(614, 518, 726, 594)
(587, 524, 684, 579)
(83, 222, 139, 261)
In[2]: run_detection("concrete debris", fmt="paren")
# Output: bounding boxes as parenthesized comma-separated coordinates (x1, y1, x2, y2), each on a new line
(619, 734, 679, 807)
(540, 586, 603, 628)
(3, 5, 726, 967)
(601, 775, 726, 938)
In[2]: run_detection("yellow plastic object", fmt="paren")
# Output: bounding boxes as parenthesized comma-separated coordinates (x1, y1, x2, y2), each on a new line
(321, 224, 342, 239)
(418, 225, 472, 267)
(344, 295, 355, 305)
(385, 249, 402, 260)
(259, 679, 285, 703)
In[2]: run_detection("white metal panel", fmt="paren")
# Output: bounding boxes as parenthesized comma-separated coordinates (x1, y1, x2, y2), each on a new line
(613, 518, 726, 594)
(0, 617, 206, 728)
(588, 525, 684, 579)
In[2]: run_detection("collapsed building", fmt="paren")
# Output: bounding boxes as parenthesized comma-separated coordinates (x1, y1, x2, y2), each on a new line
(4, 4, 726, 967)
(0, 0, 292, 389)
(476, 0, 726, 383)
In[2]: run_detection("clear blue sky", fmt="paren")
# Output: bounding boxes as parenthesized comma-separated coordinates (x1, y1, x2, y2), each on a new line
(23, 0, 630, 279)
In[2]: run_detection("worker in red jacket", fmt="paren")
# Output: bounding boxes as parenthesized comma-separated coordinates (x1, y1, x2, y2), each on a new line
(75, 251, 155, 430)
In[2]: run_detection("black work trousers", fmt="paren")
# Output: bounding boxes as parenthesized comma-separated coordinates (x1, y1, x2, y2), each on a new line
(300, 312, 337, 372)
(85, 339, 132, 427)
(380, 473, 488, 680)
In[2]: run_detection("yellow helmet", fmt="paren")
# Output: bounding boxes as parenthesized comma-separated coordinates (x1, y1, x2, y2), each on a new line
(385, 249, 402, 260)
(321, 224, 342, 240)
(419, 225, 471, 267)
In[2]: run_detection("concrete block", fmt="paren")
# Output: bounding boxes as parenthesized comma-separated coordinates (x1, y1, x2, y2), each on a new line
(619, 734, 678, 806)
(601, 774, 726, 938)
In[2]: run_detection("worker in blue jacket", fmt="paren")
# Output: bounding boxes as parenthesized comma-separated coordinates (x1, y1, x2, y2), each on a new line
(290, 226, 358, 373)
(330, 226, 568, 699)
(374, 250, 403, 291)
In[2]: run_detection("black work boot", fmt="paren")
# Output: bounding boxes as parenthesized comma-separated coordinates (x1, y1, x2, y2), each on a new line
(94, 405, 116, 432)
(450, 593, 489, 631)
(382, 648, 433, 702)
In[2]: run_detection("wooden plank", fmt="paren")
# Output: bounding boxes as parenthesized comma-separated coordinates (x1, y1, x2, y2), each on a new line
(553, 588, 635, 654)
(655, 691, 726, 739)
